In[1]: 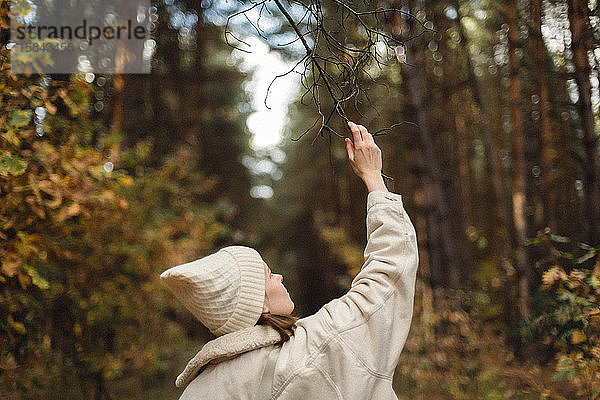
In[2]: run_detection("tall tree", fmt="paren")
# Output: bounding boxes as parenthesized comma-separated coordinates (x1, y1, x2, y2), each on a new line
(506, 0, 532, 319)
(530, 0, 557, 232)
(566, 0, 600, 242)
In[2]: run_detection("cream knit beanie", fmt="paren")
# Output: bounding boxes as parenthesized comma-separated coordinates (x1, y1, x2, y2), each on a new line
(160, 246, 266, 336)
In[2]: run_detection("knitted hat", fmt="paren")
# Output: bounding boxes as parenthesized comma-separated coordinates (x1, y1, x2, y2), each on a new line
(160, 246, 266, 336)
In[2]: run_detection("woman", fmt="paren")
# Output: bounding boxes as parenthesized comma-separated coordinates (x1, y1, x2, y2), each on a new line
(160, 121, 419, 399)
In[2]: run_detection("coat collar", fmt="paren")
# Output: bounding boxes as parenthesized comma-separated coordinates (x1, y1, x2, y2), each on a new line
(176, 324, 281, 388)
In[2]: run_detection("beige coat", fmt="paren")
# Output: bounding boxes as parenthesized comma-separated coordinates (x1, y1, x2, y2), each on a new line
(176, 190, 419, 399)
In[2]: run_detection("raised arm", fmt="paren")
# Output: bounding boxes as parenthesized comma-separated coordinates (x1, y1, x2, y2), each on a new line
(289, 122, 419, 378)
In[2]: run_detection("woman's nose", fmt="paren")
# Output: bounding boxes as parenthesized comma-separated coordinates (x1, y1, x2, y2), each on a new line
(275, 274, 283, 282)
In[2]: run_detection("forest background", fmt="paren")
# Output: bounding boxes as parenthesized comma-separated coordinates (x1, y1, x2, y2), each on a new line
(1, 0, 599, 398)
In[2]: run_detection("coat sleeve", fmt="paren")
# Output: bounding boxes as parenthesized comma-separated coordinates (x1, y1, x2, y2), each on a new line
(298, 190, 419, 376)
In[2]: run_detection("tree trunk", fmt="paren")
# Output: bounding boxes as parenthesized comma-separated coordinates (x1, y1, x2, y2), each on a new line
(530, 0, 557, 232)
(566, 0, 600, 242)
(110, 74, 124, 132)
(506, 0, 531, 319)
(554, 29, 582, 236)
(395, 0, 461, 292)
(108, 31, 130, 164)
(401, 106, 445, 289)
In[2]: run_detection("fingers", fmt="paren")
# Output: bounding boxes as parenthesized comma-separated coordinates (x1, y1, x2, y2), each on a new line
(345, 137, 354, 161)
(345, 121, 382, 180)
(348, 121, 362, 144)
(357, 124, 375, 145)
(357, 124, 369, 142)
(348, 120, 373, 145)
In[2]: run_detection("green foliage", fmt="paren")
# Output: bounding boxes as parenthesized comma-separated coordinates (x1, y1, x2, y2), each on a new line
(0, 96, 225, 397)
(391, 282, 592, 400)
(9, 110, 32, 128)
(0, 13, 234, 399)
(521, 231, 600, 399)
(0, 151, 27, 176)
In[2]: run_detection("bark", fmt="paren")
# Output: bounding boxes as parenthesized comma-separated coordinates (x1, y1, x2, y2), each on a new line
(108, 22, 131, 163)
(454, 115, 474, 227)
(557, 96, 581, 234)
(555, 31, 581, 235)
(530, 0, 557, 232)
(401, 109, 445, 288)
(110, 74, 124, 134)
(506, 0, 531, 319)
(414, 205, 435, 338)
(108, 0, 142, 139)
(435, 9, 474, 280)
(424, 199, 445, 289)
(566, 0, 600, 242)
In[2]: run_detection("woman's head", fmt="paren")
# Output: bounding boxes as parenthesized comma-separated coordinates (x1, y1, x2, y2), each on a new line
(160, 246, 268, 336)
(160, 246, 295, 337)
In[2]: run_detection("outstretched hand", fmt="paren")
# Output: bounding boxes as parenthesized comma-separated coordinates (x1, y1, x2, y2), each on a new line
(345, 121, 388, 193)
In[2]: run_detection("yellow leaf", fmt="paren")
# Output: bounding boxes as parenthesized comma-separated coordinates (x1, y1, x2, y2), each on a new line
(44, 99, 57, 114)
(542, 266, 567, 289)
(17, 270, 31, 289)
(2, 128, 21, 146)
(117, 175, 134, 187)
(21, 264, 49, 290)
(1, 258, 20, 277)
(66, 202, 81, 217)
(571, 330, 586, 344)
(1, 217, 15, 230)
(73, 323, 82, 337)
(10, 321, 26, 335)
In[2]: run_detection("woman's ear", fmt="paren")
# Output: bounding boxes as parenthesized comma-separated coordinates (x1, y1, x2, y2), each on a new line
(262, 296, 270, 313)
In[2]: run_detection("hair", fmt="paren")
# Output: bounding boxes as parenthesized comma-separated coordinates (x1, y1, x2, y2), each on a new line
(256, 313, 299, 344)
